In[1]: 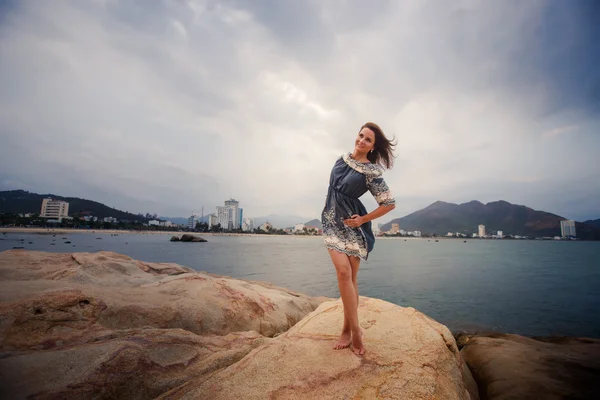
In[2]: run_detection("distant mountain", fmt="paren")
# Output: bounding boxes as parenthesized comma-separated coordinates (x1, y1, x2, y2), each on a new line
(584, 219, 600, 229)
(380, 200, 600, 240)
(251, 214, 307, 229)
(0, 190, 149, 222)
(304, 219, 322, 229)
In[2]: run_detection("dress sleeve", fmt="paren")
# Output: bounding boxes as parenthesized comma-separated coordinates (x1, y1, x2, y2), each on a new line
(367, 175, 395, 206)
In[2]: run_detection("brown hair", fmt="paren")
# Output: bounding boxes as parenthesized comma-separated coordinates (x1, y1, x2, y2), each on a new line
(362, 122, 396, 169)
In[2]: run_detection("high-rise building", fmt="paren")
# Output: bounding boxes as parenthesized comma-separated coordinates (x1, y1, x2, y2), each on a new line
(560, 220, 576, 238)
(208, 214, 218, 228)
(217, 199, 243, 230)
(497, 231, 503, 238)
(41, 198, 69, 219)
(391, 223, 400, 234)
(188, 214, 198, 230)
(478, 224, 486, 237)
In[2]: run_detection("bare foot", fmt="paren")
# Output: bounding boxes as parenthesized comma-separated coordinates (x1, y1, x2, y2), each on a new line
(352, 330, 366, 355)
(333, 330, 352, 350)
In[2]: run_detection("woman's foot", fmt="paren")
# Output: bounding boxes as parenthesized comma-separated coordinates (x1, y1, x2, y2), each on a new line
(351, 329, 365, 355)
(333, 330, 352, 350)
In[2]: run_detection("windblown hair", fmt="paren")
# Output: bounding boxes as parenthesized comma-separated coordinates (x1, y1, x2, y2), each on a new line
(362, 122, 396, 169)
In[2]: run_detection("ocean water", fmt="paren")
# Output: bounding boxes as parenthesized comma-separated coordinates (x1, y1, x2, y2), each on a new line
(2, 232, 600, 338)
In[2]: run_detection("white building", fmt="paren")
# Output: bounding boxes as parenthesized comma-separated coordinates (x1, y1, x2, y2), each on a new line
(159, 220, 174, 227)
(40, 198, 69, 219)
(259, 222, 272, 232)
(497, 231, 503, 239)
(103, 217, 118, 223)
(242, 218, 254, 232)
(217, 199, 243, 230)
(478, 224, 486, 237)
(294, 223, 305, 232)
(560, 220, 576, 238)
(188, 215, 198, 230)
(412, 231, 422, 237)
(148, 220, 160, 226)
(208, 214, 218, 228)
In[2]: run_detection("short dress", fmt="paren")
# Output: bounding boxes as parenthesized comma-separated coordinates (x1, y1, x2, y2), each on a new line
(321, 153, 395, 260)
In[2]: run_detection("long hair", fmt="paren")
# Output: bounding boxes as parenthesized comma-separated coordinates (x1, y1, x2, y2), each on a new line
(362, 122, 396, 169)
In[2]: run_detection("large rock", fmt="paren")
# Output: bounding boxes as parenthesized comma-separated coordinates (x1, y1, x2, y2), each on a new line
(0, 250, 326, 399)
(459, 333, 600, 400)
(160, 298, 479, 400)
(179, 234, 206, 242)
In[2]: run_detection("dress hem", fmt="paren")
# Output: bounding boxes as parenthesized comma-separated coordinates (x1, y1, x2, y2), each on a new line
(324, 242, 368, 261)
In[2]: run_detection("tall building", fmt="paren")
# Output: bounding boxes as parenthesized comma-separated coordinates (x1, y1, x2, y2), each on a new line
(391, 223, 400, 234)
(478, 224, 486, 237)
(560, 220, 576, 238)
(41, 198, 69, 219)
(187, 214, 198, 229)
(217, 198, 243, 230)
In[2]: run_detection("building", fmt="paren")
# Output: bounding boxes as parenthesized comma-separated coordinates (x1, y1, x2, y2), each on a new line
(242, 218, 254, 232)
(188, 215, 198, 230)
(217, 199, 243, 230)
(40, 198, 69, 219)
(478, 224, 486, 238)
(259, 222, 272, 232)
(148, 220, 160, 226)
(497, 231, 503, 239)
(208, 214, 218, 228)
(159, 220, 173, 227)
(390, 223, 400, 234)
(560, 220, 576, 238)
(372, 223, 381, 235)
(411, 231, 422, 237)
(294, 223, 305, 232)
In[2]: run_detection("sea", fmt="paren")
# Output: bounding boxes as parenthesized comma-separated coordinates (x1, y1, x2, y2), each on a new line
(2, 231, 600, 338)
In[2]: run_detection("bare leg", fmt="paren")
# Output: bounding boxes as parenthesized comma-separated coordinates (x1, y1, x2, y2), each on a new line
(341, 255, 361, 339)
(328, 250, 365, 355)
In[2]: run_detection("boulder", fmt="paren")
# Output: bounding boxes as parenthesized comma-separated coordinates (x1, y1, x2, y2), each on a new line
(169, 236, 180, 242)
(0, 250, 327, 399)
(459, 333, 600, 400)
(160, 298, 479, 400)
(179, 234, 206, 242)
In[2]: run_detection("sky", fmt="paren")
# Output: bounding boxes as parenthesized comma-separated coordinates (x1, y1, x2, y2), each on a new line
(0, 0, 599, 224)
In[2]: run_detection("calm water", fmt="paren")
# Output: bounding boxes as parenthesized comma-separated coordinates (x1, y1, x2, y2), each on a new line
(2, 232, 600, 338)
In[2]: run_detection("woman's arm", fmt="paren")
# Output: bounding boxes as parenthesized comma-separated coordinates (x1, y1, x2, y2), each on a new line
(344, 203, 395, 228)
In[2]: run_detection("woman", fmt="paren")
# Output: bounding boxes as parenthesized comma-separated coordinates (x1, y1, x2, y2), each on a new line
(321, 122, 396, 355)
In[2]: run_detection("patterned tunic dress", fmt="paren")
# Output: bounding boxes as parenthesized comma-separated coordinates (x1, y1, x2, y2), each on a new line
(321, 153, 395, 260)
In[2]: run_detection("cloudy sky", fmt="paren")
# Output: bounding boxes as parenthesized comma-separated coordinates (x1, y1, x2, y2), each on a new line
(0, 0, 598, 223)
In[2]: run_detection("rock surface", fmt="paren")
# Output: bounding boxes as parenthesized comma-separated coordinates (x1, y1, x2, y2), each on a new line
(459, 333, 600, 400)
(0, 250, 325, 399)
(0, 250, 480, 400)
(161, 298, 479, 400)
(179, 234, 207, 242)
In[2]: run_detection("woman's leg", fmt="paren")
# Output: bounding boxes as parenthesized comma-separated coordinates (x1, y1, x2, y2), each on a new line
(339, 255, 361, 341)
(328, 249, 365, 355)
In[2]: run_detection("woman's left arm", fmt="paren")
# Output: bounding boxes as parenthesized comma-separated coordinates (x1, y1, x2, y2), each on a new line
(344, 204, 395, 227)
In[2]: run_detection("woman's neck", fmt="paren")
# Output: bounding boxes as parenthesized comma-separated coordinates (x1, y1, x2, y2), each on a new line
(351, 150, 370, 163)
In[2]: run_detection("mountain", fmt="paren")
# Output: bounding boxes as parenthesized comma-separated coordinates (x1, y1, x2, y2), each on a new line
(380, 200, 600, 240)
(0, 190, 149, 222)
(251, 214, 307, 229)
(304, 219, 322, 229)
(584, 219, 600, 229)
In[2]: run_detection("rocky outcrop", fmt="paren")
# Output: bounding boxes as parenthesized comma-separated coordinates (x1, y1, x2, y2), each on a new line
(0, 250, 481, 399)
(459, 333, 600, 400)
(180, 234, 207, 242)
(161, 297, 479, 399)
(0, 250, 326, 399)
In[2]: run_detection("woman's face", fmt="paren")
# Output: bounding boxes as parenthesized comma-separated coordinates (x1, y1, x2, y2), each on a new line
(355, 127, 375, 153)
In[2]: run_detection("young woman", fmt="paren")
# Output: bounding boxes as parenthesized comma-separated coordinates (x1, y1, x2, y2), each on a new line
(321, 122, 396, 355)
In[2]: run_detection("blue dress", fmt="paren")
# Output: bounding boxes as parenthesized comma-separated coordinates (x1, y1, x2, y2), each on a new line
(321, 153, 395, 260)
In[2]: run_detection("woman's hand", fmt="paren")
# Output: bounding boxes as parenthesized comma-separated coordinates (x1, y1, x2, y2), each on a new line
(344, 214, 365, 228)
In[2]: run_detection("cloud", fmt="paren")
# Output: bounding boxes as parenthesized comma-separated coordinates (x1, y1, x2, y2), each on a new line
(542, 125, 580, 139)
(0, 0, 599, 222)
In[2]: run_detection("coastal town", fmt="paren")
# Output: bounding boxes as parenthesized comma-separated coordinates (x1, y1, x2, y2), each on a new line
(3, 196, 580, 240)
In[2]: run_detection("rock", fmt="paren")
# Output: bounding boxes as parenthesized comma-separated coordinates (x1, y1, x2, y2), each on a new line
(0, 250, 327, 399)
(179, 234, 207, 242)
(460, 333, 600, 400)
(162, 298, 479, 400)
(170, 236, 180, 242)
